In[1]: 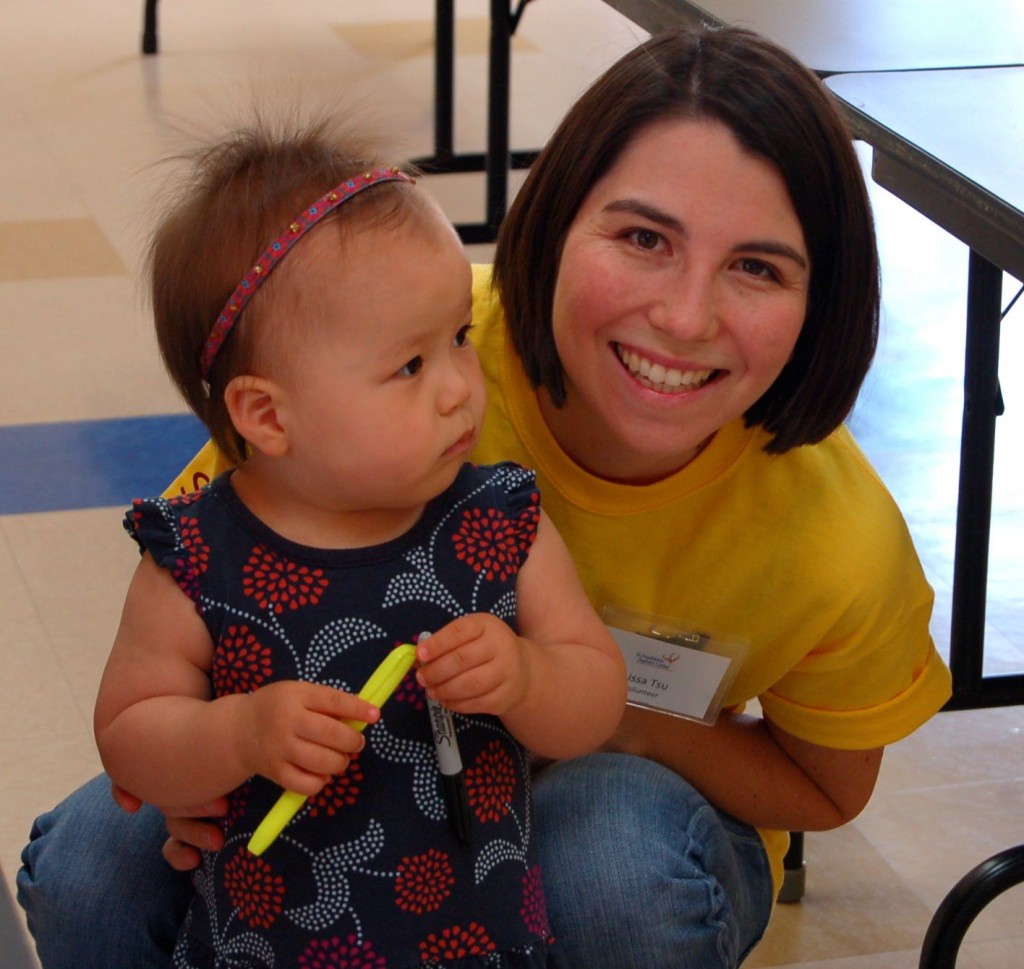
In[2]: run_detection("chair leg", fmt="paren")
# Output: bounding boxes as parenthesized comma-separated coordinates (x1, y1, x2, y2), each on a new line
(142, 0, 159, 55)
(919, 844, 1024, 969)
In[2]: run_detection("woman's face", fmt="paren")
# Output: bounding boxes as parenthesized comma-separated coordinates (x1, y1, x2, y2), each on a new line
(544, 117, 810, 483)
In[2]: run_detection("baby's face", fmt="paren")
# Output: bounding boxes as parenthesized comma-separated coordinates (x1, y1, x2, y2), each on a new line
(270, 197, 485, 516)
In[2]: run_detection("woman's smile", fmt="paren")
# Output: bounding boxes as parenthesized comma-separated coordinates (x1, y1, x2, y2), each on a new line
(614, 342, 719, 395)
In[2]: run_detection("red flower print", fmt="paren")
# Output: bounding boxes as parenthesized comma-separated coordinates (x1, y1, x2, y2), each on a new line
(223, 847, 285, 929)
(452, 507, 526, 582)
(520, 865, 551, 939)
(212, 625, 272, 695)
(394, 849, 455, 914)
(242, 545, 328, 614)
(394, 673, 425, 711)
(179, 516, 211, 573)
(465, 740, 516, 823)
(308, 753, 363, 817)
(297, 934, 386, 968)
(224, 781, 252, 831)
(418, 923, 496, 960)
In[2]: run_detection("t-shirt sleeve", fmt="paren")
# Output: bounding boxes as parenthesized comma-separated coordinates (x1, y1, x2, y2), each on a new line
(757, 489, 952, 750)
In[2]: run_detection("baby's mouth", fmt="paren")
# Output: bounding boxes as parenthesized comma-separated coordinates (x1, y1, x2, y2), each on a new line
(615, 344, 718, 394)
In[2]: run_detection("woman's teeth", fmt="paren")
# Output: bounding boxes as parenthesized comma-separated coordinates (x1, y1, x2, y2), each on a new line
(617, 346, 714, 393)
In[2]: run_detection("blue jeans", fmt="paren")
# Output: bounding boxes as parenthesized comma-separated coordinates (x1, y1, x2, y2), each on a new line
(18, 755, 772, 968)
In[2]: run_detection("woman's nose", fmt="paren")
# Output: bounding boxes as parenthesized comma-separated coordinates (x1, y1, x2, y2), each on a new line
(649, 274, 720, 342)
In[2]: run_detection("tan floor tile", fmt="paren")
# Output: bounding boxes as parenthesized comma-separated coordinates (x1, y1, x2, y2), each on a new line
(876, 705, 1024, 794)
(0, 219, 126, 282)
(1, 508, 137, 721)
(751, 951, 922, 969)
(335, 17, 537, 60)
(745, 824, 933, 967)
(960, 931, 1024, 969)
(0, 277, 183, 424)
(854, 780, 1024, 932)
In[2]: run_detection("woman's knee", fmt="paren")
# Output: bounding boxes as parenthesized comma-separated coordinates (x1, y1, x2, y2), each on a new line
(532, 753, 771, 969)
(17, 774, 187, 969)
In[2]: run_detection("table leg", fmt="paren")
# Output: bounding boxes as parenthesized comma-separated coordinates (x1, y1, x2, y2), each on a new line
(947, 252, 1002, 706)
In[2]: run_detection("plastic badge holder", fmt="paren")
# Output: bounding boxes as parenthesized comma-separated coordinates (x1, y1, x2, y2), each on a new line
(603, 603, 748, 725)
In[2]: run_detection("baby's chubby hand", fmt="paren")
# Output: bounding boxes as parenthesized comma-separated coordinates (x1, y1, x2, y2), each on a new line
(415, 614, 531, 717)
(235, 680, 379, 797)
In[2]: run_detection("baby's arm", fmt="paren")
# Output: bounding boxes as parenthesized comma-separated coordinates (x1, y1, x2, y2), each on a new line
(416, 509, 626, 758)
(94, 552, 378, 808)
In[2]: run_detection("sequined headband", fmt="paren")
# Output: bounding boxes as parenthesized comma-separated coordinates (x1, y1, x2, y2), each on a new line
(199, 166, 414, 380)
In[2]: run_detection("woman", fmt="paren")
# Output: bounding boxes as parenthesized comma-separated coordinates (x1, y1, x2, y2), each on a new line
(18, 25, 950, 969)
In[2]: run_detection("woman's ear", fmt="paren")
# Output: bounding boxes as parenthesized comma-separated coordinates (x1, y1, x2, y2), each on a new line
(224, 375, 289, 458)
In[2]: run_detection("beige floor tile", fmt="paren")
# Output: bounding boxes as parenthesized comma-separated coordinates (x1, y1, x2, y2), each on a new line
(0, 277, 182, 424)
(745, 824, 934, 967)
(751, 951, 922, 969)
(2, 508, 136, 720)
(875, 705, 1024, 794)
(960, 931, 1024, 969)
(0, 219, 126, 282)
(335, 17, 538, 60)
(854, 780, 1024, 931)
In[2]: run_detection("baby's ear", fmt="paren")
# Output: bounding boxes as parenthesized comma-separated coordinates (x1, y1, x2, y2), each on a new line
(224, 375, 289, 457)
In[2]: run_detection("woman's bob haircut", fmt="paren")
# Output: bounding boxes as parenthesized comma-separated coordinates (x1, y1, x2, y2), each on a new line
(493, 25, 880, 454)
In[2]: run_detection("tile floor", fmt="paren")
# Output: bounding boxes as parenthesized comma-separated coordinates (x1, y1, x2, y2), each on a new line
(1, 1, 1021, 966)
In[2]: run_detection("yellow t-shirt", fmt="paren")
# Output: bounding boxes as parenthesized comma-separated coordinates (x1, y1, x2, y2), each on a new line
(169, 264, 952, 893)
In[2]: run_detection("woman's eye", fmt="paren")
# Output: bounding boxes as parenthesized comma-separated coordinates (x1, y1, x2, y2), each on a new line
(739, 258, 778, 281)
(453, 324, 474, 348)
(628, 228, 663, 251)
(397, 356, 423, 377)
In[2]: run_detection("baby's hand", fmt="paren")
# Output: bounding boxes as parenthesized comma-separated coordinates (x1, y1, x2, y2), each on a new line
(236, 681, 379, 796)
(416, 614, 530, 717)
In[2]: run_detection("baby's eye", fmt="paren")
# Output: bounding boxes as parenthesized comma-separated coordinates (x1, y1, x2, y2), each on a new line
(453, 324, 474, 348)
(397, 356, 423, 377)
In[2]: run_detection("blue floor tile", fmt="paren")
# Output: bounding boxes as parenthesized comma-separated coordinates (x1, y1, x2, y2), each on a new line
(0, 415, 209, 515)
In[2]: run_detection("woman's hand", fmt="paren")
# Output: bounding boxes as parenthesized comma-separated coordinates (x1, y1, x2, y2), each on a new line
(163, 807, 228, 871)
(109, 780, 227, 871)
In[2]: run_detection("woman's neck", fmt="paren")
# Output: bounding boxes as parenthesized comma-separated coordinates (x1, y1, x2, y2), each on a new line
(536, 389, 708, 485)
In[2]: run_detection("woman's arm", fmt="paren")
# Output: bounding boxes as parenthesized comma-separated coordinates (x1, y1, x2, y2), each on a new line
(417, 510, 627, 758)
(94, 553, 377, 807)
(610, 704, 882, 832)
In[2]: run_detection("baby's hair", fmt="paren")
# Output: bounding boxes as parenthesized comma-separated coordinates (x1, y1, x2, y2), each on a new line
(146, 114, 417, 464)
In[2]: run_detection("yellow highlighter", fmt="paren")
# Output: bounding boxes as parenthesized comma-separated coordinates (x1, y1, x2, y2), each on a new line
(247, 642, 418, 856)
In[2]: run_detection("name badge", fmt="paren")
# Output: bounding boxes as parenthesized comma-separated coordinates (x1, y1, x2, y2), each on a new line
(603, 604, 747, 725)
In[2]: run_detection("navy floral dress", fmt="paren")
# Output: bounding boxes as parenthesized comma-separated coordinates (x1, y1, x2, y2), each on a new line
(124, 462, 554, 969)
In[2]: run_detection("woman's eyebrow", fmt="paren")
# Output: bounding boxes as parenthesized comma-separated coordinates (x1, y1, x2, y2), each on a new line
(604, 198, 684, 234)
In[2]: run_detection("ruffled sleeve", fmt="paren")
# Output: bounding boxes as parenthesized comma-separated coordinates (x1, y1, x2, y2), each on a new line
(123, 489, 209, 606)
(493, 461, 541, 555)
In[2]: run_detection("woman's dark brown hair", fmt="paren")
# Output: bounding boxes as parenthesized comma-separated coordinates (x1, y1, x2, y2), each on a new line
(494, 25, 880, 453)
(147, 117, 413, 464)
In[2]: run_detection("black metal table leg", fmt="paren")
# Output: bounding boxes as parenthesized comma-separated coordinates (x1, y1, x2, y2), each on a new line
(414, 1, 540, 244)
(944, 252, 1024, 709)
(142, 0, 159, 54)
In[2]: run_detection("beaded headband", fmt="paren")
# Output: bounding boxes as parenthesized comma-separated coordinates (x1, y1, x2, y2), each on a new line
(199, 166, 414, 381)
